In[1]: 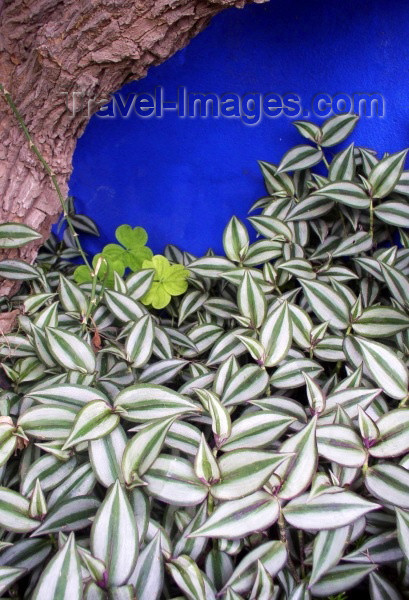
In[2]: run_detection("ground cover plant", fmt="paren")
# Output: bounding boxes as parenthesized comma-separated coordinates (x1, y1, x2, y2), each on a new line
(0, 113, 408, 598)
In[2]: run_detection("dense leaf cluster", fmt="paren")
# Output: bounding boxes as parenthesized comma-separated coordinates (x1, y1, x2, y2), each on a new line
(0, 115, 409, 599)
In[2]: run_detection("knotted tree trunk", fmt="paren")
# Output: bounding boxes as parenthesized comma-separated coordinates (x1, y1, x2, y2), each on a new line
(0, 0, 266, 298)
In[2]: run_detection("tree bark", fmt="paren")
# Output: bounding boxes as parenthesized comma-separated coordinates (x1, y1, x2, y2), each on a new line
(0, 0, 267, 297)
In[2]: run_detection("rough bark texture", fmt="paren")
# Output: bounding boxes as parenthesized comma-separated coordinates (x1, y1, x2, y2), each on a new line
(0, 0, 267, 296)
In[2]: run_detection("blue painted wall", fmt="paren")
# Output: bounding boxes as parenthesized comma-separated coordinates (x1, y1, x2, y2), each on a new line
(69, 0, 409, 256)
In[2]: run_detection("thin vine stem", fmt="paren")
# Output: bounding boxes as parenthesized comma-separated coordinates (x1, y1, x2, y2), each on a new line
(0, 83, 90, 269)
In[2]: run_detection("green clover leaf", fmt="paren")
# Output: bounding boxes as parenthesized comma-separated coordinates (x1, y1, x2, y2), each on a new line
(100, 225, 153, 272)
(73, 253, 123, 288)
(141, 255, 189, 309)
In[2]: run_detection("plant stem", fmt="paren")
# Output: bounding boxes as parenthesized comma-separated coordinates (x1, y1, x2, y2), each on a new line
(0, 83, 90, 269)
(318, 145, 330, 170)
(278, 510, 300, 583)
(369, 197, 374, 239)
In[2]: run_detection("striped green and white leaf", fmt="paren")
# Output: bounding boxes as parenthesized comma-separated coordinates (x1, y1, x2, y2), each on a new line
(204, 549, 234, 592)
(24, 292, 56, 315)
(31, 496, 100, 537)
(271, 358, 324, 389)
(180, 323, 224, 358)
(45, 328, 96, 374)
(374, 199, 409, 227)
(354, 336, 408, 400)
(194, 434, 221, 485)
(212, 450, 290, 501)
(300, 279, 349, 329)
(0, 422, 17, 467)
(206, 328, 250, 365)
(258, 160, 295, 195)
(249, 560, 275, 600)
(165, 420, 201, 456)
(0, 487, 39, 533)
(320, 114, 359, 147)
(167, 554, 206, 600)
(34, 301, 59, 328)
(29, 478, 47, 519)
(259, 301, 292, 367)
(32, 533, 82, 600)
(20, 455, 76, 496)
(0, 260, 40, 280)
(283, 490, 380, 530)
(310, 563, 377, 598)
(195, 389, 231, 447)
(369, 571, 402, 600)
(343, 530, 403, 564)
(289, 305, 313, 349)
(242, 239, 283, 266)
(278, 417, 317, 500)
(125, 315, 154, 366)
(237, 272, 266, 329)
(59, 274, 88, 315)
(316, 425, 367, 467)
(89, 425, 127, 487)
(365, 462, 409, 508)
(396, 508, 409, 561)
(209, 449, 287, 501)
(126, 269, 155, 300)
(248, 215, 292, 241)
(332, 232, 372, 257)
(276, 145, 323, 173)
(222, 541, 287, 595)
(309, 526, 351, 586)
(139, 358, 187, 385)
(368, 149, 407, 198)
(369, 408, 409, 458)
(128, 533, 163, 600)
(62, 400, 119, 450)
(221, 364, 269, 407)
(91, 480, 138, 586)
(357, 406, 379, 446)
(252, 396, 307, 425)
(174, 501, 208, 561)
(144, 454, 208, 506)
(316, 181, 370, 209)
(18, 405, 77, 440)
(122, 416, 176, 487)
(190, 491, 279, 539)
(0, 566, 26, 596)
(104, 289, 146, 321)
(287, 194, 334, 221)
(26, 383, 98, 410)
(304, 373, 325, 415)
(278, 258, 315, 280)
(353, 305, 409, 337)
(114, 384, 201, 421)
(293, 120, 321, 143)
(47, 462, 96, 508)
(380, 262, 409, 307)
(223, 217, 249, 262)
(220, 411, 295, 452)
(320, 387, 381, 423)
(178, 291, 208, 326)
(329, 143, 355, 181)
(0, 222, 42, 248)
(188, 256, 236, 279)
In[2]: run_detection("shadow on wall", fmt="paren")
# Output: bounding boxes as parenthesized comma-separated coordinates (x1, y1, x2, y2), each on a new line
(69, 0, 409, 256)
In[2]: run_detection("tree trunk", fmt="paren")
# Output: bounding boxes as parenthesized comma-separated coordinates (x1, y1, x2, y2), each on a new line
(0, 0, 267, 297)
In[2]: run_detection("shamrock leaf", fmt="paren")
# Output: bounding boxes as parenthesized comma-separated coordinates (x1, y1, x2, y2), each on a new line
(73, 254, 123, 288)
(100, 225, 153, 272)
(141, 255, 190, 309)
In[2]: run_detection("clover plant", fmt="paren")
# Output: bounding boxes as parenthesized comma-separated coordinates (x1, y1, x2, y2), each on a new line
(0, 114, 408, 599)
